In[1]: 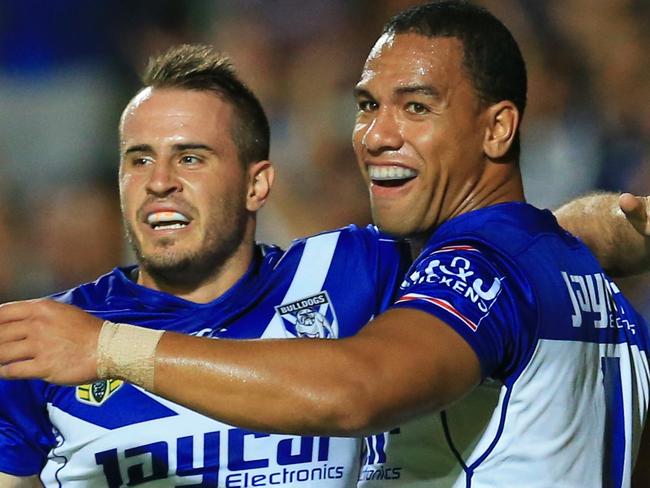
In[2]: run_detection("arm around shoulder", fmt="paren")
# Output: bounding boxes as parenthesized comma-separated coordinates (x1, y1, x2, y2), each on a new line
(554, 192, 650, 276)
(0, 297, 481, 436)
(151, 307, 481, 436)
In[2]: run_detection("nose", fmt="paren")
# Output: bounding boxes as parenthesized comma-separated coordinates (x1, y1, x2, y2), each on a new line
(361, 107, 404, 155)
(146, 160, 181, 197)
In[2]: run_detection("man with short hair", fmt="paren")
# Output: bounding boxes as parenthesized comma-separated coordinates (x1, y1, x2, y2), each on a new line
(2, 2, 650, 487)
(0, 44, 407, 485)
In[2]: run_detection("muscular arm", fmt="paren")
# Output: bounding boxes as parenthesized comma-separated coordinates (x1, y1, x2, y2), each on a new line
(0, 474, 41, 488)
(0, 302, 480, 436)
(554, 192, 650, 276)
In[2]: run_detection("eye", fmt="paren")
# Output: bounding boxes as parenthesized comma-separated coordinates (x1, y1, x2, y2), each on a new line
(180, 155, 202, 165)
(405, 102, 430, 115)
(357, 99, 378, 112)
(131, 156, 153, 166)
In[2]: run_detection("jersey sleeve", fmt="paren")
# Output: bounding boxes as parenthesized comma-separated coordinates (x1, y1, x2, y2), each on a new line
(0, 379, 55, 475)
(390, 244, 536, 379)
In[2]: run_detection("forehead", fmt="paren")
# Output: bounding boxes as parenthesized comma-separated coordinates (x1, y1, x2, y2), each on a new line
(357, 33, 468, 93)
(120, 87, 235, 142)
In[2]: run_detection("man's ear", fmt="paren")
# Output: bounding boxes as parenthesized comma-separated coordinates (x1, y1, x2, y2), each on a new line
(483, 100, 519, 159)
(246, 160, 275, 212)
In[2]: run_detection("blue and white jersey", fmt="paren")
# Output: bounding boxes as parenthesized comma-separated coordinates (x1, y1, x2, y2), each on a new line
(359, 203, 650, 488)
(0, 225, 408, 487)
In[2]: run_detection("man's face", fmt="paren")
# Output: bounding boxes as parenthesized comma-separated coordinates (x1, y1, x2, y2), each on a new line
(353, 33, 488, 239)
(119, 87, 250, 283)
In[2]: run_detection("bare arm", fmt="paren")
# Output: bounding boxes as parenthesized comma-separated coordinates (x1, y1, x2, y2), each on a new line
(554, 192, 650, 276)
(0, 301, 480, 436)
(0, 474, 41, 488)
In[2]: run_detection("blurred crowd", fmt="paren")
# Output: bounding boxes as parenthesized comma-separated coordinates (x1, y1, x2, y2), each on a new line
(0, 0, 648, 313)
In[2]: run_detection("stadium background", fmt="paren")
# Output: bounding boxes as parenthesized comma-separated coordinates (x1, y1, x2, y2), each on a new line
(0, 0, 648, 320)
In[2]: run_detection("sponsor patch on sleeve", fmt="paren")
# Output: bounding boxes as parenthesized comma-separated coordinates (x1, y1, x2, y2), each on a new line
(396, 246, 504, 331)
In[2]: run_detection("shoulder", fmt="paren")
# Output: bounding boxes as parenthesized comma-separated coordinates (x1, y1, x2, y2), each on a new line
(437, 203, 577, 255)
(50, 267, 131, 307)
(283, 224, 404, 262)
(401, 243, 512, 309)
(294, 224, 396, 246)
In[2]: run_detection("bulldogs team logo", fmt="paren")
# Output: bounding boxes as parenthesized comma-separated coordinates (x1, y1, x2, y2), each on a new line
(275, 291, 339, 338)
(76, 379, 124, 406)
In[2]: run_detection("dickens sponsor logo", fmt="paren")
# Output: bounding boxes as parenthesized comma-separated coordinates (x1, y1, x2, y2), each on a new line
(76, 379, 123, 406)
(401, 253, 502, 314)
(275, 292, 339, 339)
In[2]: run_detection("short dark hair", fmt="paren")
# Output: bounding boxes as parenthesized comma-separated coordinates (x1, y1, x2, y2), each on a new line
(142, 44, 270, 165)
(384, 0, 527, 158)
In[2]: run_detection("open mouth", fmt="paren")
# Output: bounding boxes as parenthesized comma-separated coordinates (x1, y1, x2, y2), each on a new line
(368, 165, 417, 188)
(146, 211, 191, 231)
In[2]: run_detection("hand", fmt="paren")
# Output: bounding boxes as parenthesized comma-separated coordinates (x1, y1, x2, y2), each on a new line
(619, 193, 650, 237)
(0, 299, 102, 385)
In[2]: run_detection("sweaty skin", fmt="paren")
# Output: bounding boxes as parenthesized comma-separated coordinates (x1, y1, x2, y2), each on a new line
(118, 87, 273, 303)
(0, 31, 650, 483)
(1, 194, 646, 436)
(353, 33, 523, 249)
(0, 35, 503, 435)
(556, 192, 650, 276)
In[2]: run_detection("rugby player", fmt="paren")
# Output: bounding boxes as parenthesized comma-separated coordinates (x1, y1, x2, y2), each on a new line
(2, 2, 650, 487)
(0, 45, 407, 486)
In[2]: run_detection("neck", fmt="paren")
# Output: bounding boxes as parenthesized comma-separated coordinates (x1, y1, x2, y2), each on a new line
(136, 227, 257, 304)
(410, 160, 525, 256)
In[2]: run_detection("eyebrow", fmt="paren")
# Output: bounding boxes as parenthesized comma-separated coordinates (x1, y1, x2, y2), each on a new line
(352, 84, 440, 99)
(123, 144, 152, 156)
(394, 85, 440, 98)
(171, 143, 216, 154)
(122, 143, 216, 156)
(353, 87, 372, 99)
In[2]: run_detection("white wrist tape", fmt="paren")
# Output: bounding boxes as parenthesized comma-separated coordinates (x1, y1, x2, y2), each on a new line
(97, 321, 165, 391)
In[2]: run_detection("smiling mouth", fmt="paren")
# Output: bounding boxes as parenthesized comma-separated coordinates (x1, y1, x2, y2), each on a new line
(368, 165, 417, 187)
(146, 211, 191, 231)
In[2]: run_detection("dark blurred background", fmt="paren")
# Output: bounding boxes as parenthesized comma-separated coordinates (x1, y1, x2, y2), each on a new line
(0, 0, 648, 314)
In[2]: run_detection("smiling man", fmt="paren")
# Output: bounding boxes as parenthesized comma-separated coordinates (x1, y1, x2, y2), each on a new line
(0, 45, 407, 485)
(1, 2, 649, 488)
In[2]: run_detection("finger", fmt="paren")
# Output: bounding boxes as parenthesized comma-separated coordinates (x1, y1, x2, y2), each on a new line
(0, 359, 41, 380)
(619, 193, 650, 235)
(0, 322, 28, 344)
(0, 300, 35, 324)
(619, 193, 644, 215)
(0, 339, 35, 365)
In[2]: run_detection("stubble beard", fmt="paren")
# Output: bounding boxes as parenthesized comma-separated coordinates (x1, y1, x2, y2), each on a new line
(123, 209, 248, 289)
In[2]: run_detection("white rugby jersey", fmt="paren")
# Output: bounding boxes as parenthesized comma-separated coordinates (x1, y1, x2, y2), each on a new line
(359, 203, 650, 488)
(0, 225, 408, 487)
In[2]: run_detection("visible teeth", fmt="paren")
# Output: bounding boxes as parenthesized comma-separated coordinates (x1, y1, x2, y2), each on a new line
(155, 223, 186, 230)
(368, 165, 417, 181)
(147, 211, 190, 225)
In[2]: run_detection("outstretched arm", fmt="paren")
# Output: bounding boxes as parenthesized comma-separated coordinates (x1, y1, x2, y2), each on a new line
(0, 300, 480, 436)
(554, 192, 650, 276)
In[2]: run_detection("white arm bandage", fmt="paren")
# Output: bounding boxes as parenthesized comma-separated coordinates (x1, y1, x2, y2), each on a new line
(97, 321, 165, 391)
